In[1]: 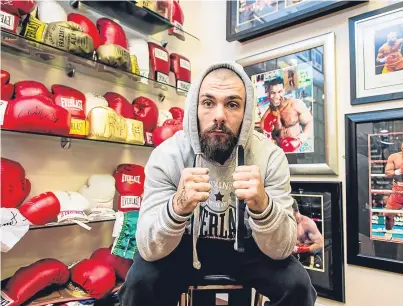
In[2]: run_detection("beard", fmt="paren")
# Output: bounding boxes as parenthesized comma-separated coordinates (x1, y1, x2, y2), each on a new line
(199, 122, 238, 165)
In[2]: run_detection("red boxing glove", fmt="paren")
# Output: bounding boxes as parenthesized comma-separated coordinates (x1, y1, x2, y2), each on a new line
(14, 80, 51, 98)
(280, 137, 301, 153)
(1, 69, 14, 100)
(0, 0, 36, 17)
(168, 0, 185, 41)
(67, 13, 101, 50)
(1, 157, 31, 208)
(97, 18, 128, 49)
(148, 42, 170, 85)
(262, 111, 281, 133)
(104, 92, 134, 119)
(113, 164, 145, 212)
(19, 192, 61, 225)
(51, 84, 87, 138)
(90, 247, 133, 281)
(170, 53, 191, 92)
(2, 95, 71, 135)
(1, 258, 69, 306)
(169, 107, 184, 122)
(152, 120, 182, 146)
(70, 258, 116, 300)
(132, 96, 159, 132)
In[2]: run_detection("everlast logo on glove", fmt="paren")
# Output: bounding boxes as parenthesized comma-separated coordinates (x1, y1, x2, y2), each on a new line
(121, 196, 141, 210)
(60, 97, 83, 110)
(121, 174, 141, 184)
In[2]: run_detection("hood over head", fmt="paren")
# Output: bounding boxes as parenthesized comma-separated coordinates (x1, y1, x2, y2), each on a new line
(183, 61, 256, 158)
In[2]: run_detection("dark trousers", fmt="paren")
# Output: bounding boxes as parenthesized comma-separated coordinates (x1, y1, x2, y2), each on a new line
(118, 234, 317, 306)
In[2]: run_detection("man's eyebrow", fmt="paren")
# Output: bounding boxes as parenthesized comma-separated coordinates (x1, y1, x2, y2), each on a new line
(199, 94, 243, 100)
(227, 95, 243, 100)
(199, 93, 215, 99)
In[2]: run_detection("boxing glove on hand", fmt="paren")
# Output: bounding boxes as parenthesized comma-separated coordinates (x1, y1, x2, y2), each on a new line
(1, 157, 31, 208)
(2, 95, 71, 136)
(68, 13, 101, 51)
(96, 18, 131, 71)
(70, 258, 116, 300)
(78, 175, 116, 219)
(19, 191, 61, 225)
(280, 137, 301, 153)
(14, 80, 51, 98)
(21, 14, 94, 56)
(152, 119, 183, 146)
(114, 164, 145, 212)
(1, 258, 70, 306)
(51, 84, 87, 137)
(132, 96, 158, 132)
(170, 53, 191, 92)
(87, 106, 128, 142)
(148, 42, 170, 85)
(84, 92, 108, 117)
(90, 247, 133, 281)
(104, 92, 134, 119)
(54, 191, 90, 226)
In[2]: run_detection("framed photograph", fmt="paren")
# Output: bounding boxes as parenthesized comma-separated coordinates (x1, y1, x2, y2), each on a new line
(226, 0, 366, 42)
(237, 32, 338, 175)
(290, 181, 345, 302)
(345, 108, 403, 274)
(349, 2, 403, 105)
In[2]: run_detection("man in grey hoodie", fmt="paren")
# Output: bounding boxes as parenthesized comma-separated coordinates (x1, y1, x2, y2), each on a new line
(118, 62, 317, 306)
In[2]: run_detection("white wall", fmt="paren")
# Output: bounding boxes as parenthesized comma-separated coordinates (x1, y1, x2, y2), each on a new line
(178, 0, 402, 305)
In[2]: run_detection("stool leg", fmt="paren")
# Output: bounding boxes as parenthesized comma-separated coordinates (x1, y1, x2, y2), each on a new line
(228, 288, 251, 306)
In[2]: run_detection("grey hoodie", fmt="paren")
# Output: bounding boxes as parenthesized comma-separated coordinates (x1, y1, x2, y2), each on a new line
(136, 61, 297, 269)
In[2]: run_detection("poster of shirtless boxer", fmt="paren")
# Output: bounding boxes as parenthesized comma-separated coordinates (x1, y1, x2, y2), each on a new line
(374, 25, 403, 75)
(369, 132, 403, 244)
(251, 62, 314, 154)
(236, 0, 278, 26)
(290, 195, 325, 272)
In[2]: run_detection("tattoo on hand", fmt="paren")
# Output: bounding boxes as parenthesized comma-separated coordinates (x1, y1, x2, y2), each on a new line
(178, 185, 187, 207)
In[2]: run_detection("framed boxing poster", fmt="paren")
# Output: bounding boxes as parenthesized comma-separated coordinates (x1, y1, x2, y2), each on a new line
(226, 0, 366, 42)
(349, 2, 403, 105)
(290, 181, 345, 302)
(345, 108, 403, 274)
(237, 32, 338, 175)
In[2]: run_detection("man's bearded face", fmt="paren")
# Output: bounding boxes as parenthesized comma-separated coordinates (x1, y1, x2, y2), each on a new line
(200, 121, 238, 163)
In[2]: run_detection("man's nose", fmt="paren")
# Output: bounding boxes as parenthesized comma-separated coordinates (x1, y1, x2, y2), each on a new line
(213, 104, 226, 123)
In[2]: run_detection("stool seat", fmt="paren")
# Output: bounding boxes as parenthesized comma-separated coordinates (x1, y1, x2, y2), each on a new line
(201, 274, 237, 286)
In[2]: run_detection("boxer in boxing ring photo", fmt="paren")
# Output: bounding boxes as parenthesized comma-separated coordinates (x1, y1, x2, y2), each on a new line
(383, 142, 403, 240)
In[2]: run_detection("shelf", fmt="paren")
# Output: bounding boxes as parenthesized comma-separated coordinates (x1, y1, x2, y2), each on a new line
(0, 129, 155, 149)
(1, 30, 188, 102)
(74, 0, 199, 41)
(30, 215, 116, 230)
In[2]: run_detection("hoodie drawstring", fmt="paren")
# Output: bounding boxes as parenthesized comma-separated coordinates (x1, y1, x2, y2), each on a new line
(192, 153, 202, 270)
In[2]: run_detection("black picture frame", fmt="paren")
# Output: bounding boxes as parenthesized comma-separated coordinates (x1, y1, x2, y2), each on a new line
(290, 181, 345, 302)
(226, 0, 366, 43)
(345, 108, 403, 274)
(349, 2, 403, 105)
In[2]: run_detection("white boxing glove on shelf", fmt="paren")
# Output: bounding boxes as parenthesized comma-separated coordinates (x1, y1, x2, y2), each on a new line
(128, 38, 150, 83)
(157, 109, 173, 127)
(0, 208, 30, 253)
(84, 92, 108, 117)
(54, 191, 91, 229)
(35, 0, 67, 23)
(78, 174, 116, 220)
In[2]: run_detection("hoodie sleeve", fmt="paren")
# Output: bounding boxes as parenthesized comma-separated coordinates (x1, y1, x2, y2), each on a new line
(135, 145, 190, 262)
(245, 147, 297, 260)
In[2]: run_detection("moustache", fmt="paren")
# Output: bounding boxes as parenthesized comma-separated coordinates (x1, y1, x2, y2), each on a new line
(205, 123, 233, 135)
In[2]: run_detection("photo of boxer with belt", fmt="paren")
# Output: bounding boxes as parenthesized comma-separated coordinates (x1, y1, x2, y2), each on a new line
(383, 142, 403, 239)
(259, 77, 313, 153)
(292, 199, 324, 271)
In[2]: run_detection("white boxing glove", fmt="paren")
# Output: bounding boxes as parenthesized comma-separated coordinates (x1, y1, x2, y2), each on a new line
(1, 208, 30, 252)
(35, 0, 67, 23)
(84, 92, 108, 117)
(78, 174, 116, 220)
(157, 110, 173, 127)
(128, 38, 150, 83)
(54, 191, 91, 230)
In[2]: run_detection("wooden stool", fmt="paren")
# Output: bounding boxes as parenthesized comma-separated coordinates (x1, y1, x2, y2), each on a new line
(180, 275, 265, 306)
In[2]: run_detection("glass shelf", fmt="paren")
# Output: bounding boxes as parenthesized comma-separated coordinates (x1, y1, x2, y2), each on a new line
(74, 0, 199, 41)
(30, 215, 116, 230)
(0, 129, 155, 149)
(1, 30, 188, 101)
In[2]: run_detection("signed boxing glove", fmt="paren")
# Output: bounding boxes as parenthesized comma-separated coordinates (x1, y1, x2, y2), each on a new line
(54, 191, 90, 226)
(90, 247, 133, 281)
(14, 80, 51, 98)
(67, 13, 101, 50)
(84, 92, 108, 117)
(1, 258, 70, 306)
(19, 192, 61, 225)
(35, 0, 67, 23)
(132, 96, 159, 132)
(152, 119, 183, 146)
(127, 38, 149, 81)
(1, 157, 31, 208)
(70, 258, 116, 300)
(87, 106, 128, 142)
(114, 164, 145, 212)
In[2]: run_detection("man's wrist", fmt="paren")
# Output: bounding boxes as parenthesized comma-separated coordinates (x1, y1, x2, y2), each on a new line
(168, 194, 192, 224)
(247, 194, 272, 221)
